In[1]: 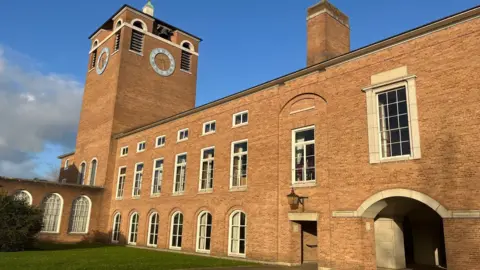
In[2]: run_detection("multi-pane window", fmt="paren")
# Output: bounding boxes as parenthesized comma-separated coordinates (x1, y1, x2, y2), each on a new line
(197, 212, 212, 253)
(233, 111, 248, 127)
(41, 194, 63, 233)
(151, 159, 164, 195)
(128, 213, 139, 245)
(137, 141, 146, 152)
(133, 163, 144, 197)
(112, 213, 121, 243)
(170, 212, 183, 249)
(377, 87, 411, 158)
(14, 190, 32, 205)
(69, 196, 91, 233)
(120, 146, 128, 157)
(177, 129, 189, 142)
(203, 121, 216, 135)
(78, 162, 86, 185)
(155, 136, 166, 147)
(231, 141, 248, 188)
(147, 212, 160, 247)
(293, 126, 315, 183)
(173, 154, 187, 194)
(116, 167, 127, 199)
(89, 159, 97, 186)
(229, 211, 246, 256)
(199, 148, 214, 191)
(130, 21, 145, 54)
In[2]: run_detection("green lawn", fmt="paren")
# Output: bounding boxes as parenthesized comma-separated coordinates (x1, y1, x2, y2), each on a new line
(0, 243, 255, 270)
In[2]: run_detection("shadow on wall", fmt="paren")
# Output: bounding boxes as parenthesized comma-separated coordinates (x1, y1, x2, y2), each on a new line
(79, 230, 127, 245)
(59, 164, 81, 185)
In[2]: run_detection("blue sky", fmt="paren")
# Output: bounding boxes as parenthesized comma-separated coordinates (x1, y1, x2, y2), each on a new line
(0, 0, 477, 179)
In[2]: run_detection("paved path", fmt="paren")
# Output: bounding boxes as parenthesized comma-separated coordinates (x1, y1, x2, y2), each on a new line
(190, 263, 318, 270)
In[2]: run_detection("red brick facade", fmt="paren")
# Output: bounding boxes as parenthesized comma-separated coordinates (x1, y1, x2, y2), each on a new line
(2, 2, 480, 270)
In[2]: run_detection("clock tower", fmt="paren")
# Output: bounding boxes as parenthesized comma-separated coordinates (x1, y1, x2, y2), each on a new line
(67, 2, 201, 188)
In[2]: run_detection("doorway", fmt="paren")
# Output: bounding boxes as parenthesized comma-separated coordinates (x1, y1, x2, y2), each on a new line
(299, 221, 317, 263)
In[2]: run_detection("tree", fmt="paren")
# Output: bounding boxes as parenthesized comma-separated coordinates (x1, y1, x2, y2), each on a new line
(0, 191, 43, 251)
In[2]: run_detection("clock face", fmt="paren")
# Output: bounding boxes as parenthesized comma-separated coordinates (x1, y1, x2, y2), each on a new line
(150, 48, 175, 76)
(96, 47, 110, 75)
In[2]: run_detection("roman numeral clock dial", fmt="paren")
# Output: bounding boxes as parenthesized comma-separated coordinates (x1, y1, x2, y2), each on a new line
(150, 48, 175, 76)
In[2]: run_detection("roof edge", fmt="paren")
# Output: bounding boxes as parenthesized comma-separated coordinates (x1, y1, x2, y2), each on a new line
(58, 152, 75, 159)
(0, 176, 104, 190)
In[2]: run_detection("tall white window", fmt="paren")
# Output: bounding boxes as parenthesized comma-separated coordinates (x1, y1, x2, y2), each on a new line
(151, 159, 164, 195)
(232, 111, 248, 127)
(170, 212, 183, 249)
(229, 211, 246, 257)
(78, 162, 86, 185)
(196, 211, 212, 253)
(173, 154, 187, 194)
(14, 190, 32, 205)
(137, 141, 146, 152)
(116, 167, 127, 199)
(292, 126, 315, 183)
(133, 163, 144, 197)
(120, 146, 128, 157)
(128, 212, 139, 245)
(112, 213, 121, 243)
(199, 147, 214, 192)
(41, 193, 63, 233)
(89, 159, 98, 186)
(203, 121, 216, 135)
(147, 212, 160, 247)
(177, 129, 189, 142)
(155, 136, 166, 147)
(69, 196, 91, 233)
(230, 140, 248, 189)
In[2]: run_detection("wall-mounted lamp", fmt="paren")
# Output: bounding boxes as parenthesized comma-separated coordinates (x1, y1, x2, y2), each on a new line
(287, 188, 308, 212)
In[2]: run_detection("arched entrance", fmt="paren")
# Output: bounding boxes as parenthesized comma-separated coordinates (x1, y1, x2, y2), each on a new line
(358, 189, 448, 270)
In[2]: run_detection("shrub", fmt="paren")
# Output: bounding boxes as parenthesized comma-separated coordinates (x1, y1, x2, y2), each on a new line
(0, 191, 43, 251)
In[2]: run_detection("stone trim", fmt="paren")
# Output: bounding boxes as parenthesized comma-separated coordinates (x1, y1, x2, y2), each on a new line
(288, 212, 318, 221)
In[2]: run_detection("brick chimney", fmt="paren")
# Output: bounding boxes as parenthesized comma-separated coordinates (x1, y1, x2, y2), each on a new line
(306, 0, 350, 66)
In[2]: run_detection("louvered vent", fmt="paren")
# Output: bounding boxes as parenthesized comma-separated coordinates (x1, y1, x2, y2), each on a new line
(114, 33, 121, 51)
(91, 50, 97, 68)
(130, 30, 144, 53)
(181, 50, 192, 71)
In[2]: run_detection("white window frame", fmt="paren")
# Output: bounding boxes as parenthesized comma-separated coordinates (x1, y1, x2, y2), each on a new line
(14, 190, 32, 206)
(202, 120, 216, 135)
(230, 140, 248, 190)
(151, 158, 164, 196)
(40, 193, 64, 233)
(232, 110, 249, 127)
(291, 126, 316, 185)
(111, 212, 121, 243)
(196, 211, 212, 254)
(173, 153, 187, 195)
(128, 212, 139, 245)
(132, 162, 144, 198)
(155, 135, 166, 148)
(147, 212, 160, 247)
(116, 166, 127, 199)
(199, 147, 215, 192)
(88, 158, 98, 186)
(64, 159, 69, 169)
(68, 196, 92, 234)
(177, 128, 189, 142)
(120, 146, 129, 157)
(78, 161, 87, 185)
(170, 211, 183, 250)
(137, 141, 146, 153)
(228, 210, 247, 257)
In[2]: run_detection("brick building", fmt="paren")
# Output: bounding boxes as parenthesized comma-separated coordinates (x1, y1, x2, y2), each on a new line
(2, 1, 480, 269)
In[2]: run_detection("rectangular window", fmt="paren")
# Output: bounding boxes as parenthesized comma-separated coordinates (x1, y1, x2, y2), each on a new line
(151, 159, 164, 195)
(116, 167, 127, 199)
(377, 87, 411, 158)
(203, 121, 216, 135)
(137, 141, 146, 152)
(120, 146, 128, 157)
(232, 111, 248, 127)
(132, 163, 143, 197)
(177, 129, 189, 142)
(155, 136, 166, 147)
(199, 147, 215, 192)
(173, 153, 187, 194)
(230, 140, 248, 189)
(292, 126, 315, 183)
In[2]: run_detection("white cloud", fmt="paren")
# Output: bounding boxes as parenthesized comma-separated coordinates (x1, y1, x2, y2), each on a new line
(0, 45, 83, 178)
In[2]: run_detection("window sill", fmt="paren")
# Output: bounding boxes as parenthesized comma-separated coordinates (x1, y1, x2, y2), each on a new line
(128, 243, 137, 246)
(88, 67, 95, 73)
(128, 50, 143, 56)
(115, 197, 123, 201)
(202, 132, 216, 136)
(147, 244, 157, 248)
(136, 150, 145, 153)
(228, 253, 246, 258)
(170, 246, 182, 251)
(68, 232, 88, 235)
(292, 181, 317, 188)
(196, 249, 211, 254)
(120, 155, 128, 157)
(176, 139, 188, 143)
(198, 189, 213, 194)
(150, 194, 161, 198)
(132, 196, 141, 200)
(230, 186, 247, 192)
(378, 155, 415, 163)
(232, 123, 248, 129)
(155, 145, 165, 148)
(40, 231, 60, 235)
(180, 69, 192, 74)
(172, 192, 184, 196)
(111, 50, 120, 56)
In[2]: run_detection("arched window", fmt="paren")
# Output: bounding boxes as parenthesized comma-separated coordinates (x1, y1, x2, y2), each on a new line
(69, 196, 91, 233)
(112, 212, 121, 243)
(14, 190, 32, 206)
(128, 212, 139, 245)
(196, 211, 212, 253)
(114, 20, 122, 51)
(78, 162, 86, 185)
(170, 211, 183, 249)
(91, 40, 99, 69)
(89, 158, 97, 186)
(41, 193, 63, 233)
(147, 212, 159, 247)
(228, 211, 246, 257)
(180, 41, 193, 72)
(130, 20, 145, 54)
